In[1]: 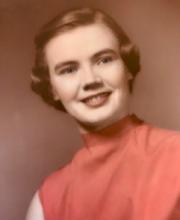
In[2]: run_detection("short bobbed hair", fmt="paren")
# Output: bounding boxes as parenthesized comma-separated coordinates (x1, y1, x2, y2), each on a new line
(32, 7, 140, 111)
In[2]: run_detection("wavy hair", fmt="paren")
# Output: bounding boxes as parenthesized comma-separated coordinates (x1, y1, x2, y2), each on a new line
(31, 7, 140, 111)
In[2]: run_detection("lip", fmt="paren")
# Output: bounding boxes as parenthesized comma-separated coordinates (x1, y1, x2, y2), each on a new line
(80, 91, 112, 108)
(80, 91, 112, 102)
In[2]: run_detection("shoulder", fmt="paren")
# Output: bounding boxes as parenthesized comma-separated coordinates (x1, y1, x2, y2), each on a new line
(39, 146, 87, 203)
(39, 163, 72, 197)
(132, 121, 180, 184)
(134, 121, 180, 155)
(40, 147, 86, 191)
(37, 163, 73, 215)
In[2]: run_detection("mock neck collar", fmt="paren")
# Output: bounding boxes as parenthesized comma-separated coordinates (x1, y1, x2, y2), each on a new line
(81, 114, 143, 148)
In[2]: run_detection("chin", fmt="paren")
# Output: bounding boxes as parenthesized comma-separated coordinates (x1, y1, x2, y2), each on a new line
(66, 91, 129, 131)
(74, 106, 123, 131)
(76, 118, 107, 132)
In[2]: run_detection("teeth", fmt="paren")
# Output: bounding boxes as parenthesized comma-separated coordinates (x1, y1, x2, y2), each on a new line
(86, 95, 103, 105)
(83, 92, 110, 107)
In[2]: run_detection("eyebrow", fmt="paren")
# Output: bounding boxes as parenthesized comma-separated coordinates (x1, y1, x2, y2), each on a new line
(92, 48, 117, 60)
(54, 61, 77, 72)
(54, 48, 117, 72)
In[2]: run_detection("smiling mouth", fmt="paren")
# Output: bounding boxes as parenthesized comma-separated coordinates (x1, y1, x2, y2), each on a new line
(81, 92, 112, 108)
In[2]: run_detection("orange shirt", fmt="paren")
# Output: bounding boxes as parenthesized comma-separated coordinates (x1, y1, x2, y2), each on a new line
(39, 115, 180, 220)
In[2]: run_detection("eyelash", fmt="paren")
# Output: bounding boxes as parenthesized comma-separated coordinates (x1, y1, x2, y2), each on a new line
(59, 66, 78, 75)
(57, 55, 115, 75)
(97, 56, 114, 65)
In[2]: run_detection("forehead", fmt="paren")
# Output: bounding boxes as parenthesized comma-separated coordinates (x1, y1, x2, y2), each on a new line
(45, 23, 119, 64)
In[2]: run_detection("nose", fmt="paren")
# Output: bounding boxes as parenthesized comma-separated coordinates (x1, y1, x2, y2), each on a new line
(80, 65, 103, 91)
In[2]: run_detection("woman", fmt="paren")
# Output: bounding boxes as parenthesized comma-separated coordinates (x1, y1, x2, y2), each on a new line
(26, 7, 180, 220)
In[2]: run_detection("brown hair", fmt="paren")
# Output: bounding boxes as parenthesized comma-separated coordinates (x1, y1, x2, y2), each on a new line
(32, 7, 140, 111)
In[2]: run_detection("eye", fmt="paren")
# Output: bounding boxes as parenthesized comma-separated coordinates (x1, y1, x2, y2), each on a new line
(97, 56, 114, 65)
(59, 65, 78, 75)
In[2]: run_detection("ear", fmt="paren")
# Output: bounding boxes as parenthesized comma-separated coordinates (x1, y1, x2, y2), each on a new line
(127, 72, 133, 81)
(51, 87, 60, 101)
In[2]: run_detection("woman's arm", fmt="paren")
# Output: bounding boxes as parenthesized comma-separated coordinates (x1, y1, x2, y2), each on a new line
(26, 191, 44, 220)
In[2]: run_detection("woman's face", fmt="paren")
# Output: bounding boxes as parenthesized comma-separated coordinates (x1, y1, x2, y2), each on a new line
(45, 23, 131, 131)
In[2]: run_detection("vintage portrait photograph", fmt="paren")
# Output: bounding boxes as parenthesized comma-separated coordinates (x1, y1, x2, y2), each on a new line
(0, 0, 180, 220)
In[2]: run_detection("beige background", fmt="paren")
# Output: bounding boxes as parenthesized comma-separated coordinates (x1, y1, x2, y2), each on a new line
(0, 0, 180, 219)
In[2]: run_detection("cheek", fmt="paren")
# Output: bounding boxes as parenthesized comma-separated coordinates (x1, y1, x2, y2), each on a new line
(100, 63, 127, 88)
(50, 77, 79, 102)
